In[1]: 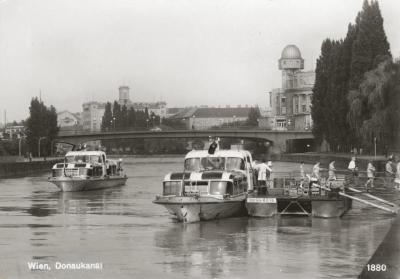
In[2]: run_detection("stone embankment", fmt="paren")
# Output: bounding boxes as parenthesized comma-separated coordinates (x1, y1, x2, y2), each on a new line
(0, 159, 62, 178)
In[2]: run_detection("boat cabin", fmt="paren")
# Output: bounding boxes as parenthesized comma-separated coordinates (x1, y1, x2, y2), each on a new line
(162, 149, 254, 198)
(51, 151, 121, 178)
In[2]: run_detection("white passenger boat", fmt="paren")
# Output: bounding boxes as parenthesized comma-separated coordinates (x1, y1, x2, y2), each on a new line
(48, 151, 127, 192)
(153, 142, 255, 222)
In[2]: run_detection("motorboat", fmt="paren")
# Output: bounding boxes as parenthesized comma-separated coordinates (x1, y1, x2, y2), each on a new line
(48, 150, 127, 192)
(153, 141, 255, 222)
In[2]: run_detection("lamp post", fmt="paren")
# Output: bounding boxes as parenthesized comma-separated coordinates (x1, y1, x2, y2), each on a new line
(192, 115, 196, 130)
(113, 117, 116, 130)
(233, 115, 236, 128)
(18, 135, 26, 157)
(38, 136, 46, 158)
(152, 115, 155, 128)
(146, 119, 149, 129)
(374, 137, 377, 159)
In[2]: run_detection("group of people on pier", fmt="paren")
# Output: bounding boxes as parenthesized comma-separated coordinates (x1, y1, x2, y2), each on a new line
(305, 156, 400, 192)
(252, 154, 400, 196)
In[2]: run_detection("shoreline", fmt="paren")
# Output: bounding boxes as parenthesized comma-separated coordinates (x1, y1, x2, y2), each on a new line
(0, 159, 62, 178)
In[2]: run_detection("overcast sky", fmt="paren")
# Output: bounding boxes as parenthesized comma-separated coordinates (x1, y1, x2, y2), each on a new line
(0, 0, 399, 122)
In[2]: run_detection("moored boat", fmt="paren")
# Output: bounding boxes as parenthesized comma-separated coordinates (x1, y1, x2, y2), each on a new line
(48, 150, 127, 192)
(153, 141, 256, 222)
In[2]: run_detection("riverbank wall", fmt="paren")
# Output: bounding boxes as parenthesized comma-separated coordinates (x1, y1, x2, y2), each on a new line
(358, 211, 400, 278)
(0, 159, 62, 178)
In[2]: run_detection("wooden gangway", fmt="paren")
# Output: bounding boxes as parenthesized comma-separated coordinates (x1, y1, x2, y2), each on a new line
(314, 183, 399, 214)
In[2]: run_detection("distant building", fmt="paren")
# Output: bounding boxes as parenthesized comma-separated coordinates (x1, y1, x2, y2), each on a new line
(57, 111, 81, 127)
(171, 106, 253, 130)
(118, 86, 131, 106)
(117, 86, 167, 118)
(166, 107, 185, 118)
(4, 125, 25, 139)
(82, 102, 105, 131)
(266, 45, 315, 131)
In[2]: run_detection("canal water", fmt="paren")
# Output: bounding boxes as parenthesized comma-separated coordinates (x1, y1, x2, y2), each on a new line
(0, 158, 397, 279)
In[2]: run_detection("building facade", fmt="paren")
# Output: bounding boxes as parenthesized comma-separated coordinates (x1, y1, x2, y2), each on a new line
(117, 85, 167, 118)
(82, 102, 105, 131)
(171, 106, 253, 130)
(57, 111, 81, 127)
(267, 45, 315, 131)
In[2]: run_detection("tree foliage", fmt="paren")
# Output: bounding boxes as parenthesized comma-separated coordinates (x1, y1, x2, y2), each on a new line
(247, 107, 261, 126)
(26, 97, 59, 156)
(312, 0, 392, 152)
(101, 102, 158, 131)
(349, 59, 400, 151)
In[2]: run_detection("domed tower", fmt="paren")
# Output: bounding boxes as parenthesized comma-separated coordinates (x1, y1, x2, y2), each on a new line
(278, 45, 304, 89)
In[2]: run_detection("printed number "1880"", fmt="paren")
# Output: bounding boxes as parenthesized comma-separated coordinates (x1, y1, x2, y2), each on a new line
(367, 264, 387, 272)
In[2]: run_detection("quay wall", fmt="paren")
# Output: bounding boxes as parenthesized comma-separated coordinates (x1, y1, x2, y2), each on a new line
(0, 159, 62, 178)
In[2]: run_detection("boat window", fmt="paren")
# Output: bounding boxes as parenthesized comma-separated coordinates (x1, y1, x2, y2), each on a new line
(163, 181, 182, 196)
(89, 155, 101, 164)
(225, 157, 245, 171)
(65, 155, 89, 163)
(209, 181, 228, 195)
(201, 157, 225, 171)
(184, 158, 201, 171)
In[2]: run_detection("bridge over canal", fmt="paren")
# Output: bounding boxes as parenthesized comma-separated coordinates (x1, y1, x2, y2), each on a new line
(54, 129, 314, 152)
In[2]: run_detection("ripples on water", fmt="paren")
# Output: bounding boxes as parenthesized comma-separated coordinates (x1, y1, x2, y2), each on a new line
(0, 159, 397, 279)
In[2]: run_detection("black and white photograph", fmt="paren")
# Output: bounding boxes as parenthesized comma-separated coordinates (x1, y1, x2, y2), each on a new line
(0, 0, 399, 278)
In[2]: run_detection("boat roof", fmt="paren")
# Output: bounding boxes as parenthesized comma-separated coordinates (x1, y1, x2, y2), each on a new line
(65, 151, 106, 156)
(185, 149, 248, 159)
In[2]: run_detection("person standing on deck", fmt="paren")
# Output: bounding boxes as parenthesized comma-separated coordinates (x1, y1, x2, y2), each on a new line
(395, 158, 400, 190)
(328, 161, 337, 181)
(385, 158, 394, 187)
(255, 159, 271, 195)
(347, 156, 358, 186)
(300, 162, 306, 179)
(308, 161, 320, 196)
(365, 160, 376, 191)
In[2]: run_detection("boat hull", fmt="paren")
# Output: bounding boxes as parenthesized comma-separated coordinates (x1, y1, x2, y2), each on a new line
(153, 195, 247, 223)
(49, 176, 127, 192)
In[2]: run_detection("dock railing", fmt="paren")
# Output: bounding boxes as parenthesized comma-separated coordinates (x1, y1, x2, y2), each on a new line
(257, 168, 395, 198)
(254, 170, 398, 214)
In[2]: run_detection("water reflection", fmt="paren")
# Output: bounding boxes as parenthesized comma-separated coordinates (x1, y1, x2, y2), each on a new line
(154, 218, 250, 278)
(0, 159, 397, 279)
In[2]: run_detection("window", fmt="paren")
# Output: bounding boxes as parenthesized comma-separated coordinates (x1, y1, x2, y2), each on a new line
(302, 105, 307, 112)
(225, 157, 245, 171)
(210, 181, 228, 195)
(163, 181, 182, 196)
(200, 157, 225, 171)
(184, 158, 201, 171)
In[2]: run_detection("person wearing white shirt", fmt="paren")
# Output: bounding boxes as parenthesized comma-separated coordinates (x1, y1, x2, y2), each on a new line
(365, 160, 376, 191)
(385, 159, 394, 187)
(395, 160, 400, 190)
(255, 159, 272, 194)
(328, 161, 336, 181)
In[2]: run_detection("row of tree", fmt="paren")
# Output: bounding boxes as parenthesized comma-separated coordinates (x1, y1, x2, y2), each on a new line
(311, 0, 398, 153)
(101, 101, 161, 131)
(25, 97, 59, 156)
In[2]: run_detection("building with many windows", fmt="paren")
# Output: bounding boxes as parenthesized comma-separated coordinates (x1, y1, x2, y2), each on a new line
(82, 102, 105, 131)
(266, 45, 315, 131)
